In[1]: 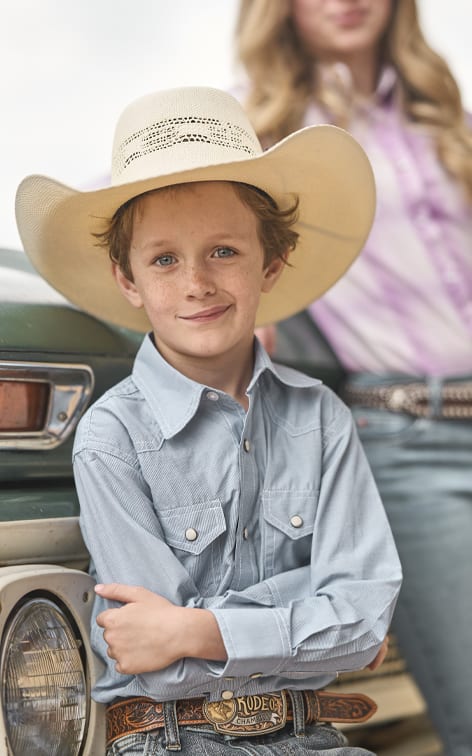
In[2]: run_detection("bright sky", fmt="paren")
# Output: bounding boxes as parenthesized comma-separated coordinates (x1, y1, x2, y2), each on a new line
(2, 0, 471, 251)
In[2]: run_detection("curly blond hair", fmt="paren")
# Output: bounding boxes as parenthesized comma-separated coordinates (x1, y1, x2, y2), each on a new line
(236, 0, 472, 200)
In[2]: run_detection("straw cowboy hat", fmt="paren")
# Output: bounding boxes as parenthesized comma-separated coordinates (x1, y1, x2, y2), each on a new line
(15, 86, 375, 331)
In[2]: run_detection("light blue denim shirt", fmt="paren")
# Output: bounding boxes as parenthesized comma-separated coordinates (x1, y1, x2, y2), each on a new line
(73, 334, 401, 704)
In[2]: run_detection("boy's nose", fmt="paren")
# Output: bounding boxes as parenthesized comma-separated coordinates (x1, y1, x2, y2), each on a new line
(184, 264, 216, 297)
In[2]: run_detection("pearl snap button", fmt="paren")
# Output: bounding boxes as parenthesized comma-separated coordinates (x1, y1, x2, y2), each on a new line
(290, 515, 303, 528)
(243, 439, 251, 452)
(242, 527, 249, 540)
(185, 528, 198, 541)
(250, 672, 262, 679)
(206, 391, 219, 401)
(221, 690, 234, 700)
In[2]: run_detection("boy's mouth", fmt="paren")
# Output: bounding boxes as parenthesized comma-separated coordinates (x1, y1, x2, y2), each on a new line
(180, 305, 230, 323)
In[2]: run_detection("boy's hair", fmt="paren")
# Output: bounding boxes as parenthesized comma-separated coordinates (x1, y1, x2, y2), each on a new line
(95, 181, 299, 281)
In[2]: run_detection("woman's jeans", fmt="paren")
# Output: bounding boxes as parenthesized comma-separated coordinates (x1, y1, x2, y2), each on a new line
(106, 723, 374, 755)
(349, 374, 472, 756)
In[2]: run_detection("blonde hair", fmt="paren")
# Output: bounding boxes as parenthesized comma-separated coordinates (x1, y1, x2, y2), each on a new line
(236, 0, 472, 200)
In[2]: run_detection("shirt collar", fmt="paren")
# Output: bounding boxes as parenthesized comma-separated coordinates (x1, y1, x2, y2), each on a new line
(132, 334, 321, 439)
(250, 340, 322, 392)
(132, 335, 205, 439)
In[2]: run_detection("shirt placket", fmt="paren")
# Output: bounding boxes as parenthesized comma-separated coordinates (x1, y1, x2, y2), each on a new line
(231, 401, 261, 591)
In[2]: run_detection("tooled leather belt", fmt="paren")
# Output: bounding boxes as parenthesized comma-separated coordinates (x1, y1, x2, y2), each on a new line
(343, 380, 472, 419)
(106, 690, 377, 746)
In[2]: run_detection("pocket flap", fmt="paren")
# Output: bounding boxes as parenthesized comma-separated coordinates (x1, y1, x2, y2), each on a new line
(158, 498, 226, 555)
(262, 491, 317, 539)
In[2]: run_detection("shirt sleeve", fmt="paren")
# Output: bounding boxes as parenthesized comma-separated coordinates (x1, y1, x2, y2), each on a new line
(74, 444, 225, 698)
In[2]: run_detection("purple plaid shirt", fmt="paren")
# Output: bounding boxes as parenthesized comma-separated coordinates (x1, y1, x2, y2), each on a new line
(308, 67, 472, 376)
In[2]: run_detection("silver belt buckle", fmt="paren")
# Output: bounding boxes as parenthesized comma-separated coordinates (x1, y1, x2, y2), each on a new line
(203, 691, 287, 736)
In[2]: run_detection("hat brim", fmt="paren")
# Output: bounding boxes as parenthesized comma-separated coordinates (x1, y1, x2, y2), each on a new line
(15, 125, 375, 330)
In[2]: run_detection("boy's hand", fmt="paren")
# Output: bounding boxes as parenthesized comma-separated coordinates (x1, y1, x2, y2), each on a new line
(95, 584, 184, 674)
(95, 583, 226, 675)
(367, 636, 389, 671)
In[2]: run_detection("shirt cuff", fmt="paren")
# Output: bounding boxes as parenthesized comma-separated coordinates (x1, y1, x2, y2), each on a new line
(210, 607, 291, 678)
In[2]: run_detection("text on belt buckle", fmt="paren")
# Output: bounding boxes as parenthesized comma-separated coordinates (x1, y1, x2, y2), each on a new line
(203, 691, 287, 736)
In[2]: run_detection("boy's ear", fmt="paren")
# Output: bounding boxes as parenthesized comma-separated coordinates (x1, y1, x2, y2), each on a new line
(112, 263, 144, 309)
(261, 253, 288, 293)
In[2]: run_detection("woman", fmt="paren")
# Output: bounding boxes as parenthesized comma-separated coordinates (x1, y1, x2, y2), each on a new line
(235, 2, 472, 754)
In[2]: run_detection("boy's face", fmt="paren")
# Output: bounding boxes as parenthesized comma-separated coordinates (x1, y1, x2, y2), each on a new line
(113, 181, 285, 373)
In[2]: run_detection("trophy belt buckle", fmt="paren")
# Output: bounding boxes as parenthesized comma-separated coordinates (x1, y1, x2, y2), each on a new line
(203, 691, 288, 737)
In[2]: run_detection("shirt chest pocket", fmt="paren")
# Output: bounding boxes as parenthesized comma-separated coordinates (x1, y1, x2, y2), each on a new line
(157, 499, 226, 594)
(262, 492, 318, 576)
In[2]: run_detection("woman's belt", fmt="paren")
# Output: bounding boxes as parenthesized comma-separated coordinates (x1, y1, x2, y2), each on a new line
(343, 380, 472, 419)
(106, 690, 377, 745)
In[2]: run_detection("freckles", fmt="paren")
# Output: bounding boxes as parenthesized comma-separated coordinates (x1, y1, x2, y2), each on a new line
(153, 284, 180, 315)
(149, 289, 171, 311)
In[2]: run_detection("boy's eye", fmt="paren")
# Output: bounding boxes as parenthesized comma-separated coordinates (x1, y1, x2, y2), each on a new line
(213, 247, 235, 259)
(155, 254, 176, 267)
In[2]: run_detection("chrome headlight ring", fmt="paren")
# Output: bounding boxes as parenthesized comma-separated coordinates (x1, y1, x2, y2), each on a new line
(0, 566, 105, 756)
(1, 594, 87, 755)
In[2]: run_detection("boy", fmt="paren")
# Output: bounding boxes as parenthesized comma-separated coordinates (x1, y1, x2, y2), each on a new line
(15, 87, 401, 755)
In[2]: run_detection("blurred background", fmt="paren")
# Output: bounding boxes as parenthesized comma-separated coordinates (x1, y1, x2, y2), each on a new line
(1, 0, 471, 251)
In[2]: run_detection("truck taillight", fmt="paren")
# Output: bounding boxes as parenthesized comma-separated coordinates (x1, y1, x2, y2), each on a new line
(0, 380, 49, 432)
(0, 362, 94, 450)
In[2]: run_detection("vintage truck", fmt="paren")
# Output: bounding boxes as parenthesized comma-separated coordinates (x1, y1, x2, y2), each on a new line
(0, 247, 425, 755)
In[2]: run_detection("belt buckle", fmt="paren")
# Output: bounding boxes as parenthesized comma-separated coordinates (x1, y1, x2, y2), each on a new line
(203, 691, 287, 737)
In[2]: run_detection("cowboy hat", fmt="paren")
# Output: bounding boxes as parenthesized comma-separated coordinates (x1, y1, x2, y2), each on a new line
(15, 86, 375, 331)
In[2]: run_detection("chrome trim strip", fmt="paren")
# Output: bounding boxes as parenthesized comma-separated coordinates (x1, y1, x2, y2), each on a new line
(0, 516, 89, 570)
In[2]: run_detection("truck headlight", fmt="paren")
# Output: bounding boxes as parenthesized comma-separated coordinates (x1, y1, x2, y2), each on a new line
(1, 595, 88, 756)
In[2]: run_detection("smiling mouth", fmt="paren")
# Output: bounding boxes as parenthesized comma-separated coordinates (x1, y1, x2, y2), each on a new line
(334, 8, 367, 28)
(181, 305, 230, 323)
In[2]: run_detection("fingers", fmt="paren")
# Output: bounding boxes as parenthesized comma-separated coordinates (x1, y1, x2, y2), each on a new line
(94, 582, 153, 632)
(96, 608, 114, 628)
(99, 612, 125, 671)
(95, 582, 147, 603)
(104, 635, 123, 673)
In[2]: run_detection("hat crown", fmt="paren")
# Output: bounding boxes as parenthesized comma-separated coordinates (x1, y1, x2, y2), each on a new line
(111, 87, 262, 186)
